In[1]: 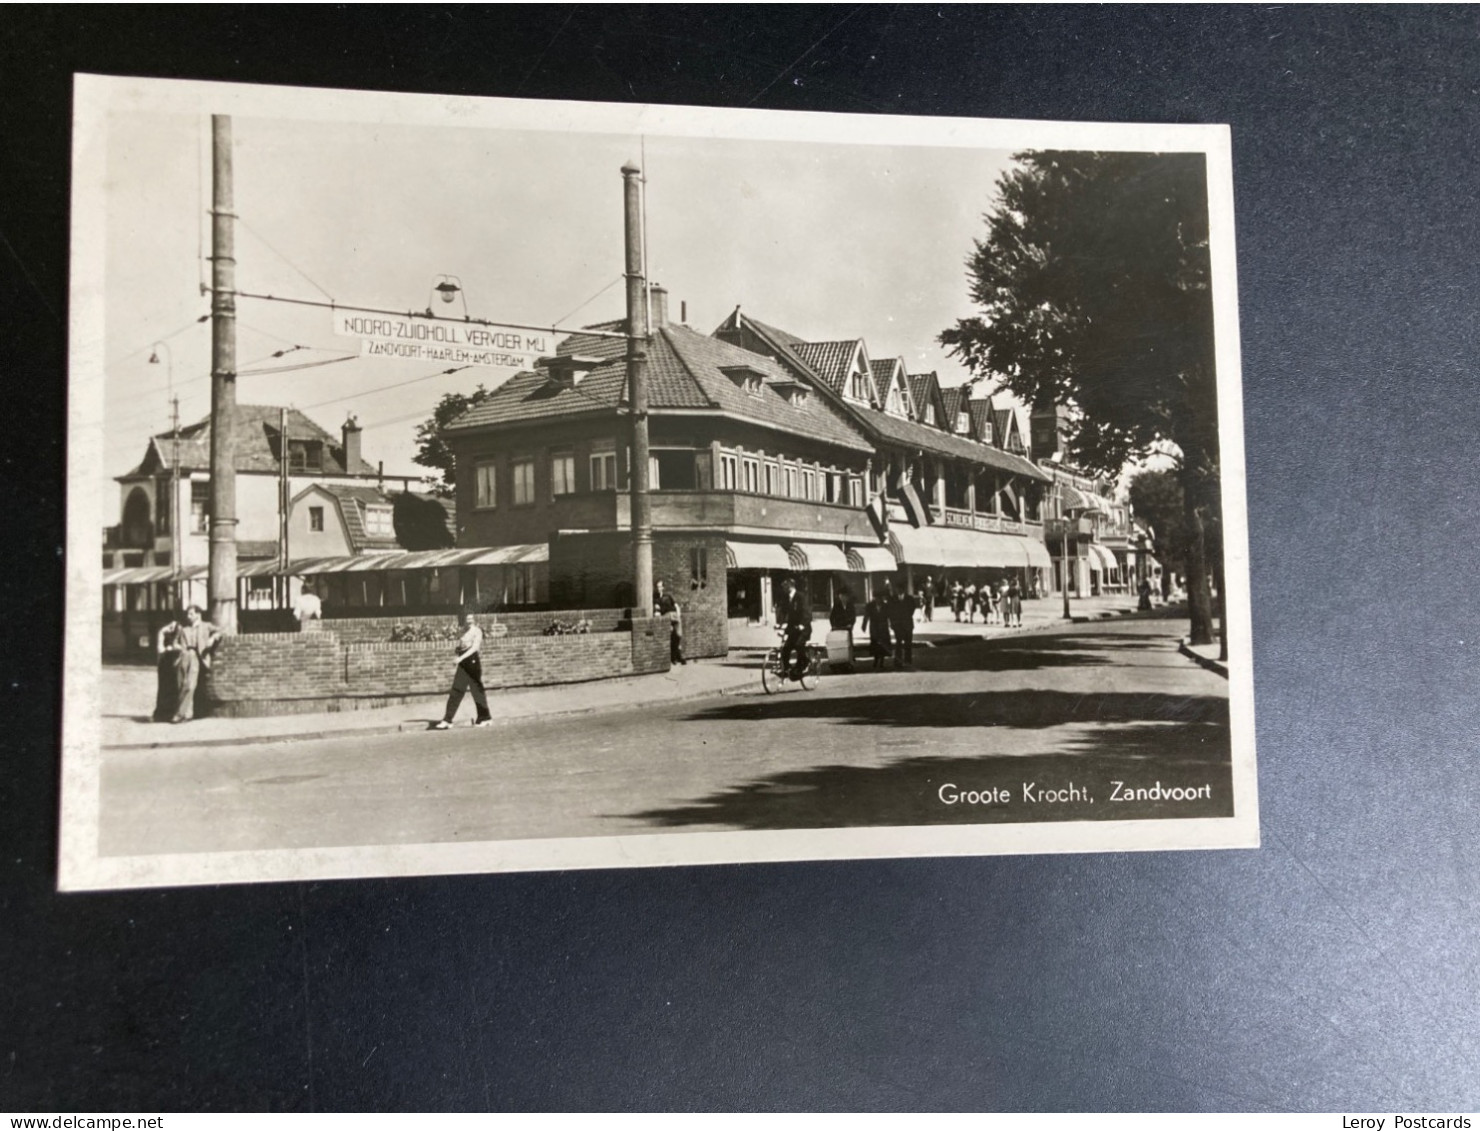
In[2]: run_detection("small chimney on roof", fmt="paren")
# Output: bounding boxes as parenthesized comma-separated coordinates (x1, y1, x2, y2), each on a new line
(649, 283, 669, 330)
(342, 413, 363, 472)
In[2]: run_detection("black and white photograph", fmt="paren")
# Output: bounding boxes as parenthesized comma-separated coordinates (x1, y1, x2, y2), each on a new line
(63, 74, 1255, 890)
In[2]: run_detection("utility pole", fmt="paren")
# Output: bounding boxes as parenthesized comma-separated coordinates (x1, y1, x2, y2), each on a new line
(622, 160, 653, 617)
(208, 114, 239, 632)
(278, 406, 290, 609)
(170, 395, 181, 597)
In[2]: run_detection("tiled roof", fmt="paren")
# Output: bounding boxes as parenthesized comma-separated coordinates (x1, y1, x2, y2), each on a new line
(660, 326, 871, 450)
(856, 407, 1051, 481)
(940, 387, 965, 430)
(908, 372, 942, 422)
(867, 358, 898, 406)
(732, 312, 807, 349)
(711, 312, 1047, 479)
(446, 323, 871, 452)
(968, 398, 995, 442)
(790, 340, 861, 393)
(126, 405, 376, 478)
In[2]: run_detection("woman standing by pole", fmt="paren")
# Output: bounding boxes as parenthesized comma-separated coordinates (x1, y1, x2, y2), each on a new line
(433, 610, 493, 729)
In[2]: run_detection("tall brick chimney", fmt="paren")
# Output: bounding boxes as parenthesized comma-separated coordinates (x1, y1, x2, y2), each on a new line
(649, 283, 669, 329)
(342, 413, 363, 472)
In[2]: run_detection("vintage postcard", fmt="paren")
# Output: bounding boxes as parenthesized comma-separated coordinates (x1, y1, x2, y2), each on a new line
(62, 74, 1257, 890)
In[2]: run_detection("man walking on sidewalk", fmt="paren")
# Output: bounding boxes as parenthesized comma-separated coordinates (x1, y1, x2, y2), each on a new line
(433, 610, 492, 730)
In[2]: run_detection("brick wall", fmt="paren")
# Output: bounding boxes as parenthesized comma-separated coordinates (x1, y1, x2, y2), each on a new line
(548, 532, 730, 658)
(206, 621, 668, 717)
(627, 616, 671, 675)
(653, 533, 729, 658)
(318, 608, 627, 644)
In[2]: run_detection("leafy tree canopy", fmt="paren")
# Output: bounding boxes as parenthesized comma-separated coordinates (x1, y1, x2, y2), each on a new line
(940, 150, 1219, 482)
(391, 491, 455, 551)
(1127, 467, 1187, 569)
(414, 385, 493, 494)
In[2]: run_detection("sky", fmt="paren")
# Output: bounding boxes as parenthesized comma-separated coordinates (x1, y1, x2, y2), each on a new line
(99, 105, 1022, 484)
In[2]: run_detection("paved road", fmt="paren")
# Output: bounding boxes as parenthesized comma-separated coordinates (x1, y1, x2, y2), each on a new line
(99, 617, 1232, 856)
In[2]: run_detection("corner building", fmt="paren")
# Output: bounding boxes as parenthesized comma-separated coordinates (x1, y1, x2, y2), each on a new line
(443, 290, 1053, 657)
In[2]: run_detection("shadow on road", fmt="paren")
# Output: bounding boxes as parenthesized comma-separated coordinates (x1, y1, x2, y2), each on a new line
(681, 688, 1227, 731)
(627, 720, 1232, 831)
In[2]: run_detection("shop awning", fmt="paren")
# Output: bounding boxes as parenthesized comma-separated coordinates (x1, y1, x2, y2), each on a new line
(1060, 483, 1108, 516)
(785, 542, 850, 572)
(888, 526, 1037, 569)
(1088, 544, 1119, 574)
(725, 541, 791, 571)
(1020, 538, 1053, 570)
(103, 564, 207, 586)
(845, 545, 898, 573)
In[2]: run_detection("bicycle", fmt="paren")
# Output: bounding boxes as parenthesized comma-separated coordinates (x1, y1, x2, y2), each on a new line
(761, 630, 825, 694)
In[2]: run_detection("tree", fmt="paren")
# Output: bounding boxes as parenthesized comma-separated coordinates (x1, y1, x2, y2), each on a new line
(391, 492, 455, 550)
(414, 385, 493, 495)
(940, 150, 1221, 644)
(1127, 468, 1186, 586)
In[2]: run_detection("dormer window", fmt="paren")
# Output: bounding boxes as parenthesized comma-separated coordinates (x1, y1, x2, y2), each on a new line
(886, 387, 904, 416)
(923, 403, 935, 425)
(720, 365, 767, 397)
(981, 421, 993, 444)
(847, 370, 871, 402)
(772, 379, 810, 407)
(957, 412, 970, 434)
(364, 504, 393, 538)
(289, 439, 323, 473)
(541, 354, 604, 389)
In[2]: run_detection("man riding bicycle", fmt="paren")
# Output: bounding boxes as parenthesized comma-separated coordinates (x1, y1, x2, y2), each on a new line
(777, 575, 813, 680)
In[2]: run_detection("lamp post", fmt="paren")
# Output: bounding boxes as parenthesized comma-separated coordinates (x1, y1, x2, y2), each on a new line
(427, 274, 468, 319)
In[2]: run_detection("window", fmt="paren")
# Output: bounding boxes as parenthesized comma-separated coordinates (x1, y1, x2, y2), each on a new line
(785, 465, 798, 498)
(509, 562, 539, 604)
(690, 546, 708, 589)
(742, 458, 760, 493)
(957, 412, 971, 434)
(886, 387, 903, 415)
(849, 477, 864, 507)
(551, 451, 576, 497)
(190, 481, 210, 534)
(848, 369, 871, 402)
(288, 440, 323, 474)
(475, 461, 497, 508)
(801, 469, 817, 501)
(308, 506, 325, 533)
(827, 473, 843, 504)
(365, 504, 393, 537)
(512, 458, 535, 505)
(764, 461, 778, 496)
(718, 452, 739, 490)
(652, 450, 697, 490)
(156, 481, 171, 535)
(590, 443, 618, 491)
(924, 403, 936, 425)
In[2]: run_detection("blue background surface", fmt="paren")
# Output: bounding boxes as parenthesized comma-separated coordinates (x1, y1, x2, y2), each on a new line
(2, 6, 1477, 1111)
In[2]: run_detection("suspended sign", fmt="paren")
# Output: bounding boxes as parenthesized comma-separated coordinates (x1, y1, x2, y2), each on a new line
(332, 311, 553, 369)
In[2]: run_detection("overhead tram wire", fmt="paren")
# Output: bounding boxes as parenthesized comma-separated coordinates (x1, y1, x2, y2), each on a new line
(228, 289, 628, 341)
(236, 215, 337, 304)
(554, 275, 626, 330)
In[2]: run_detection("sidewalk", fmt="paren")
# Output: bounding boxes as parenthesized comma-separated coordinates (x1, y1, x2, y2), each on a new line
(725, 594, 1156, 650)
(102, 657, 762, 751)
(1178, 637, 1229, 678)
(103, 596, 1189, 751)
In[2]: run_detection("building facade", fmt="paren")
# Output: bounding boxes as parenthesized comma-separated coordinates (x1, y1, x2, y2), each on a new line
(441, 289, 1056, 657)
